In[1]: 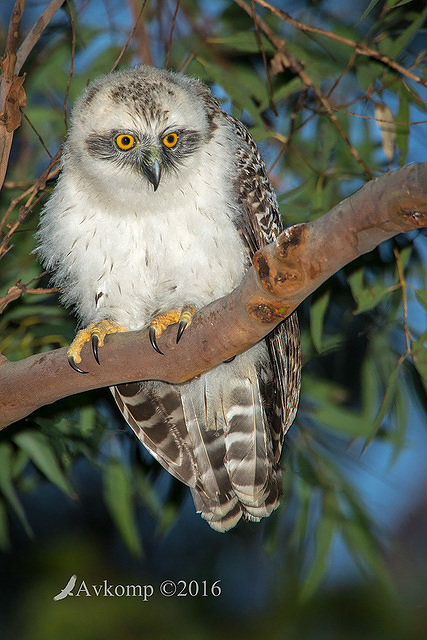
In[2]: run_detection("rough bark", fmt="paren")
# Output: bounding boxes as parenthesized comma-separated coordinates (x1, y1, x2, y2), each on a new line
(0, 162, 426, 429)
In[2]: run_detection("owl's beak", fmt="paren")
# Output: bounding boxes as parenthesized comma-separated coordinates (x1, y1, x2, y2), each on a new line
(144, 156, 162, 191)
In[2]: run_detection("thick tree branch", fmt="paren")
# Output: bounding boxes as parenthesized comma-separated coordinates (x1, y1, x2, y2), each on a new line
(0, 163, 426, 429)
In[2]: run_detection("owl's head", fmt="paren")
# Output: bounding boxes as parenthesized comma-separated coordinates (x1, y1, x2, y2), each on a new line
(64, 66, 218, 195)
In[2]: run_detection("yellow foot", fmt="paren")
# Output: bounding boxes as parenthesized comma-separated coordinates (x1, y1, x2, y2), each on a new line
(67, 319, 128, 373)
(149, 304, 196, 355)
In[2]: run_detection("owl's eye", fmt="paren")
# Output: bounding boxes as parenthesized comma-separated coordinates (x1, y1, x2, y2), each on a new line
(162, 132, 179, 148)
(115, 134, 136, 151)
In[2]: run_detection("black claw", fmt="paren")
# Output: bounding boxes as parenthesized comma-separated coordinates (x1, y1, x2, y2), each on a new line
(149, 326, 164, 355)
(68, 354, 88, 374)
(224, 355, 236, 363)
(92, 334, 100, 365)
(176, 320, 187, 344)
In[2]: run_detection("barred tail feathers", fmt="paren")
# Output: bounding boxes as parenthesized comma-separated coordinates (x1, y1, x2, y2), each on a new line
(111, 347, 283, 532)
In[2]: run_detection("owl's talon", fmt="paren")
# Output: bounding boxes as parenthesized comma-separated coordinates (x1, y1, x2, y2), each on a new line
(149, 305, 197, 352)
(176, 320, 187, 344)
(68, 354, 88, 374)
(149, 326, 164, 355)
(176, 304, 197, 344)
(67, 319, 128, 373)
(92, 334, 100, 364)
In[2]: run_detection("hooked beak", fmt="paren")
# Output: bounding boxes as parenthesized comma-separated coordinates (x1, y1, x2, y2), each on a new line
(144, 156, 162, 191)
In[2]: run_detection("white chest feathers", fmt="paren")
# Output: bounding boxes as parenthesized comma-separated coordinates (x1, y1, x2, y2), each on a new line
(38, 153, 247, 330)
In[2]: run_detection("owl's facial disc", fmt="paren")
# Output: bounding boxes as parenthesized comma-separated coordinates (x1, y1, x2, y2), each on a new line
(85, 121, 201, 192)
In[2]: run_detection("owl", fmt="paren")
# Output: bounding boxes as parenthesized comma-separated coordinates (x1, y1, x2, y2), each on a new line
(37, 66, 301, 532)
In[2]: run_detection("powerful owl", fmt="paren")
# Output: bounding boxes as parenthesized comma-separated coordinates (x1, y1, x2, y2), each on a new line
(37, 66, 301, 532)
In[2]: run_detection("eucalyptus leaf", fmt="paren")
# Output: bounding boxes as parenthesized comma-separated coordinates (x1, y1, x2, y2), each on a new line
(12, 430, 72, 496)
(310, 288, 331, 353)
(103, 458, 143, 558)
(348, 269, 394, 314)
(412, 330, 427, 381)
(0, 443, 33, 538)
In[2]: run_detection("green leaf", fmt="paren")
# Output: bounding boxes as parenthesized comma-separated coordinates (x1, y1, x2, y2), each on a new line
(78, 404, 98, 437)
(415, 289, 427, 310)
(357, 61, 387, 91)
(135, 469, 177, 534)
(387, 0, 416, 7)
(396, 85, 410, 164)
(347, 269, 393, 314)
(356, 283, 392, 313)
(396, 245, 413, 272)
(273, 76, 303, 103)
(300, 492, 337, 600)
(0, 498, 10, 549)
(310, 288, 331, 353)
(355, 0, 383, 26)
(0, 442, 33, 538)
(103, 458, 142, 558)
(364, 360, 402, 448)
(341, 517, 391, 590)
(412, 330, 427, 380)
(207, 31, 274, 55)
(387, 8, 427, 58)
(12, 430, 72, 496)
(289, 474, 313, 549)
(295, 449, 323, 487)
(195, 57, 266, 128)
(305, 375, 373, 438)
(315, 401, 374, 438)
(360, 358, 380, 418)
(389, 385, 408, 463)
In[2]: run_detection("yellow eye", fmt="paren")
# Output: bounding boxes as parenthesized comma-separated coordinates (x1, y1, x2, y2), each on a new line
(116, 134, 136, 151)
(162, 132, 179, 148)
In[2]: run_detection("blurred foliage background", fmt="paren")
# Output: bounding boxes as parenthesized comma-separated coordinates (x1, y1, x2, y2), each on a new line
(0, 0, 426, 638)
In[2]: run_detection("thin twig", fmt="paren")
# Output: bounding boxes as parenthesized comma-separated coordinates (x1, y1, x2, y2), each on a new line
(111, 0, 148, 72)
(251, 0, 277, 116)
(326, 51, 357, 100)
(164, 0, 181, 69)
(0, 191, 47, 257)
(393, 246, 412, 354)
(234, 0, 372, 178)
(334, 109, 427, 127)
(21, 111, 52, 158)
(0, 274, 60, 315)
(15, 0, 66, 74)
(63, 0, 76, 132)
(0, 148, 61, 259)
(268, 87, 307, 173)
(253, 0, 427, 88)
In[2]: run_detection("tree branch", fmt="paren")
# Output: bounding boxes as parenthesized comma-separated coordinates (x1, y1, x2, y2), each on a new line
(15, 0, 66, 75)
(253, 0, 427, 88)
(0, 163, 426, 429)
(0, 0, 66, 190)
(0, 0, 26, 190)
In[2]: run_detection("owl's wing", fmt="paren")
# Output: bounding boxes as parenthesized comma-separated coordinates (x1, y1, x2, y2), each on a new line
(224, 111, 301, 460)
(111, 381, 197, 486)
